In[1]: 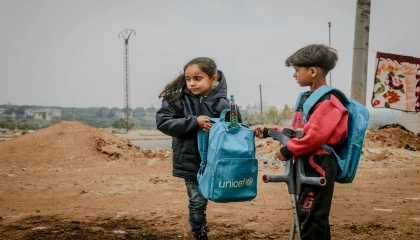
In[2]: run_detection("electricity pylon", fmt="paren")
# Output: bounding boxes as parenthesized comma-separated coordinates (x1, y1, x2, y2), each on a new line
(118, 29, 135, 132)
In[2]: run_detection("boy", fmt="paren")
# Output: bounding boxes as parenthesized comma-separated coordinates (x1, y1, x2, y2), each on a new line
(255, 44, 348, 239)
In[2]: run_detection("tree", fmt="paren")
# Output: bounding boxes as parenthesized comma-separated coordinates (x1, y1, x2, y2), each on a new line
(281, 104, 293, 119)
(278, 104, 294, 125)
(112, 118, 135, 130)
(6, 122, 16, 130)
(240, 110, 261, 126)
(16, 107, 25, 115)
(107, 109, 116, 118)
(50, 117, 62, 125)
(96, 108, 104, 118)
(4, 108, 14, 115)
(265, 107, 280, 125)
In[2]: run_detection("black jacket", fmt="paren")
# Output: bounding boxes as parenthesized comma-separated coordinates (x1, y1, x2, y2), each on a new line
(156, 70, 239, 180)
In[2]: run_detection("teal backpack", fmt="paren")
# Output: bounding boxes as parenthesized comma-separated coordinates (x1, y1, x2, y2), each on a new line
(197, 109, 258, 202)
(295, 86, 369, 183)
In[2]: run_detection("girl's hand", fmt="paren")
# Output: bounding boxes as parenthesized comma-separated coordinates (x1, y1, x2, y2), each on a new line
(254, 127, 263, 138)
(197, 115, 213, 132)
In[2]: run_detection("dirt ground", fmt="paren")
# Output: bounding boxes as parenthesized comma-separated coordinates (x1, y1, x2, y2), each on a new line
(0, 122, 419, 240)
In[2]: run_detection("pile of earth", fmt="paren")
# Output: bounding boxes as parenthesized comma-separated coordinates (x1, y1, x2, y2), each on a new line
(365, 124, 420, 150)
(0, 121, 171, 170)
(1, 122, 418, 171)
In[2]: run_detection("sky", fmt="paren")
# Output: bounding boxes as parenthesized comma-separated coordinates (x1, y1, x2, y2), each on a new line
(1, 0, 420, 111)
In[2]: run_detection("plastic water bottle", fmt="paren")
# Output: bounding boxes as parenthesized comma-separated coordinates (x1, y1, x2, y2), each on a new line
(230, 94, 239, 128)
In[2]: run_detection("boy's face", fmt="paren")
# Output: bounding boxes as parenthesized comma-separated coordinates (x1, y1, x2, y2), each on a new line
(292, 66, 314, 87)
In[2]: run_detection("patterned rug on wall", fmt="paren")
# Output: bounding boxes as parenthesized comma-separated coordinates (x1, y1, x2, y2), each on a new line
(372, 52, 420, 112)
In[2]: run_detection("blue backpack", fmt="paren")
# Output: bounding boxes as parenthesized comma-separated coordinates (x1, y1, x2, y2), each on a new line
(295, 86, 369, 183)
(197, 109, 258, 202)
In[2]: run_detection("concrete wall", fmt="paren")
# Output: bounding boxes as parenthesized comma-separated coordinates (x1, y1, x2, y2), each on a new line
(401, 112, 420, 133)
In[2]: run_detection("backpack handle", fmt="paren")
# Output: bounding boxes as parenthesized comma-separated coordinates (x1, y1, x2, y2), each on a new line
(209, 109, 230, 123)
(209, 109, 250, 130)
(220, 109, 230, 121)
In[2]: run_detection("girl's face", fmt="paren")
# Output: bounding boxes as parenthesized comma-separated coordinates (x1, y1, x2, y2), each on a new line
(185, 64, 218, 97)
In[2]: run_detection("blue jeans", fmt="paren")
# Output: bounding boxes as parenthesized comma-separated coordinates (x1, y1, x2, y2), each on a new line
(185, 179, 208, 233)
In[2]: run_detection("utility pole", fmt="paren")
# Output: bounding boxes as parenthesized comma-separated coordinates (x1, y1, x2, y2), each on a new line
(259, 84, 263, 124)
(118, 29, 136, 132)
(328, 22, 332, 86)
(351, 0, 371, 105)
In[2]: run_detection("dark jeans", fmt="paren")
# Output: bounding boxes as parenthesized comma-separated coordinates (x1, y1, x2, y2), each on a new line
(185, 179, 208, 233)
(298, 154, 337, 240)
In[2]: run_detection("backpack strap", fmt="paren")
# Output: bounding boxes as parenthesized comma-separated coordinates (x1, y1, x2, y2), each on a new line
(302, 86, 348, 123)
(302, 86, 332, 123)
(321, 144, 342, 161)
(198, 109, 229, 169)
(294, 92, 305, 112)
(301, 85, 349, 158)
(197, 129, 209, 166)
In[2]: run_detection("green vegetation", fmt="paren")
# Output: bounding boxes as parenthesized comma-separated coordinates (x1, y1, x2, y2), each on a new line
(240, 103, 294, 126)
(0, 105, 158, 130)
(0, 103, 294, 130)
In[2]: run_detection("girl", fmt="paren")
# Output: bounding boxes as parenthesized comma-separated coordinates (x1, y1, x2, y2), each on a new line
(156, 57, 239, 240)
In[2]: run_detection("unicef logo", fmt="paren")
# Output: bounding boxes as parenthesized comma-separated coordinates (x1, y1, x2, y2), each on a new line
(245, 177, 253, 186)
(218, 177, 254, 188)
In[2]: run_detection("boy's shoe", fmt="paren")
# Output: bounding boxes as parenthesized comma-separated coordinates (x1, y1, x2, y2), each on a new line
(192, 226, 209, 240)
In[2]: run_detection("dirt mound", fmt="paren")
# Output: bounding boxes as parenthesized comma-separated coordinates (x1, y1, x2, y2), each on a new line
(0, 122, 170, 170)
(365, 124, 420, 150)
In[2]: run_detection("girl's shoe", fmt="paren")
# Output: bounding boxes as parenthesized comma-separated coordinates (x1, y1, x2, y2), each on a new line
(192, 226, 209, 240)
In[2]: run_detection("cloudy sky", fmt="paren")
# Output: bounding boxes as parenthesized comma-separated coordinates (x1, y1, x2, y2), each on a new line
(1, 0, 419, 110)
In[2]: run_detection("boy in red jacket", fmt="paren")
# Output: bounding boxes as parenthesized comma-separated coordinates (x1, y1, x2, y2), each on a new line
(255, 44, 348, 240)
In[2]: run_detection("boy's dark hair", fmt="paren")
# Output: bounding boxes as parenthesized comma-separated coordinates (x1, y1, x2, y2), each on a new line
(285, 44, 338, 74)
(159, 57, 218, 102)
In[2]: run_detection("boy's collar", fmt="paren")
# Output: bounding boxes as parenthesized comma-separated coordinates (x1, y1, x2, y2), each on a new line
(310, 84, 328, 92)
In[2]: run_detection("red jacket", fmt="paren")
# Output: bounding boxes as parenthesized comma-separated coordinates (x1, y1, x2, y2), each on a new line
(280, 88, 348, 176)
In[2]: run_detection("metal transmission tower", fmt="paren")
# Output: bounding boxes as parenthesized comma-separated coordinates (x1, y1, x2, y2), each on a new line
(118, 29, 136, 132)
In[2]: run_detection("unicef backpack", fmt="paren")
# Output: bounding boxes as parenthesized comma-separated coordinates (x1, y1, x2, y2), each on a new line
(197, 109, 258, 203)
(295, 86, 369, 183)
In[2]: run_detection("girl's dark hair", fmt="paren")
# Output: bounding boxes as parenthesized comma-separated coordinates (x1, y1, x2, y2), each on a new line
(159, 57, 217, 102)
(285, 44, 338, 74)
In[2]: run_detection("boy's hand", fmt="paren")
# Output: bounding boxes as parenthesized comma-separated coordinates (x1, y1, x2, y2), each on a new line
(197, 115, 213, 132)
(275, 149, 287, 161)
(254, 127, 263, 138)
